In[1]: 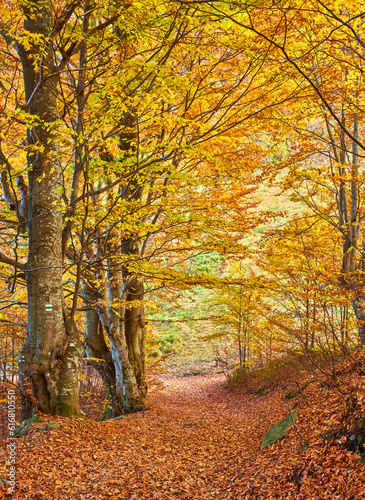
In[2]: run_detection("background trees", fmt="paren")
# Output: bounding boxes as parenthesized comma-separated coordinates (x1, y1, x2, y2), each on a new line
(203, 0, 365, 343)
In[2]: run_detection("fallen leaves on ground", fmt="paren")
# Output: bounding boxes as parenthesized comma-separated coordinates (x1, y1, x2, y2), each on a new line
(2, 353, 365, 499)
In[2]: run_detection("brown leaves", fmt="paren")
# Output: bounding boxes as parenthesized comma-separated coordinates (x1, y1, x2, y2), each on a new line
(8, 359, 365, 499)
(9, 375, 282, 499)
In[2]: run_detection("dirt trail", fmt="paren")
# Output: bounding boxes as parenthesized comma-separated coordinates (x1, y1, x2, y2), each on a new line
(13, 374, 287, 499)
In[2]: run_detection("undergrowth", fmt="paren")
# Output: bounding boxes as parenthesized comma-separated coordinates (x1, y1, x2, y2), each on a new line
(225, 345, 357, 394)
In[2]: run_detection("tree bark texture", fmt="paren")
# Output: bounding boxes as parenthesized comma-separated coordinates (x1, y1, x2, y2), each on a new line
(82, 248, 147, 415)
(105, 253, 146, 415)
(18, 0, 81, 419)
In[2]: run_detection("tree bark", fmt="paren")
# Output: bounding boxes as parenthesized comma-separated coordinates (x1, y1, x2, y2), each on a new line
(82, 282, 116, 417)
(125, 279, 147, 398)
(18, 0, 81, 419)
(105, 254, 145, 414)
(81, 110, 148, 416)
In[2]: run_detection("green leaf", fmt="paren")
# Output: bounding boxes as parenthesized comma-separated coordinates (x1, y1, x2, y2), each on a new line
(260, 412, 297, 449)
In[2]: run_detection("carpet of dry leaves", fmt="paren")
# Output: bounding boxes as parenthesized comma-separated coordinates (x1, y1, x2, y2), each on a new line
(2, 352, 365, 499)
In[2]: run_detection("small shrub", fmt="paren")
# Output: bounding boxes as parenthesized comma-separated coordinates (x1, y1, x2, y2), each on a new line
(225, 367, 245, 388)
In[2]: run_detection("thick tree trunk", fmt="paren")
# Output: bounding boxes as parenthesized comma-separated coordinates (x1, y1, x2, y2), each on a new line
(18, 0, 81, 419)
(82, 264, 147, 416)
(106, 256, 145, 414)
(125, 279, 147, 398)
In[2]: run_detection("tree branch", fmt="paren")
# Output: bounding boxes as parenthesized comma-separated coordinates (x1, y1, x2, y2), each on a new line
(0, 252, 26, 270)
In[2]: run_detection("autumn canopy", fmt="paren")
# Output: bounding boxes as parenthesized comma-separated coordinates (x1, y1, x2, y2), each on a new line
(0, 0, 363, 426)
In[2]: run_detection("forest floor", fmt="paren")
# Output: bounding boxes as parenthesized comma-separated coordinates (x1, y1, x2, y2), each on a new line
(2, 352, 365, 499)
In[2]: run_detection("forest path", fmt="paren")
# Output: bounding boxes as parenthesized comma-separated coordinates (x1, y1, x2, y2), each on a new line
(15, 374, 287, 500)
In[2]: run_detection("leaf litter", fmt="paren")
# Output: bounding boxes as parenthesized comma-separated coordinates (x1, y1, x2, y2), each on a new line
(2, 353, 365, 499)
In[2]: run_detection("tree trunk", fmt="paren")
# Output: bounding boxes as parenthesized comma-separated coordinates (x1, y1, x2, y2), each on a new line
(81, 251, 147, 416)
(351, 297, 365, 346)
(105, 254, 145, 415)
(83, 110, 147, 416)
(18, 0, 81, 419)
(125, 279, 147, 398)
(82, 282, 116, 418)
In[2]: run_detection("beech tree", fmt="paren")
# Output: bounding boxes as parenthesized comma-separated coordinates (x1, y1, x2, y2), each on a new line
(0, 0, 149, 417)
(0, 0, 85, 418)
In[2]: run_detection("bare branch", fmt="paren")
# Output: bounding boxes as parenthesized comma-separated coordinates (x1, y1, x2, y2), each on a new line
(0, 146, 28, 222)
(0, 252, 26, 270)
